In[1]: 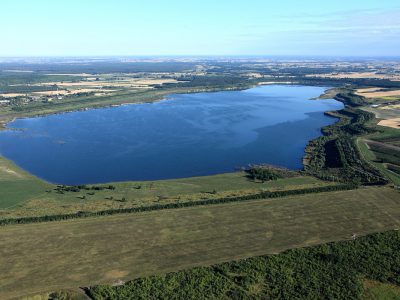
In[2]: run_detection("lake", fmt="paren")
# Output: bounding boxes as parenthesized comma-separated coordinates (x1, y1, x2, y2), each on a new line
(0, 85, 344, 185)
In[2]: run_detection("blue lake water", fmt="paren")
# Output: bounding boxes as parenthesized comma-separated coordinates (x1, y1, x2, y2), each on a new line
(0, 85, 344, 185)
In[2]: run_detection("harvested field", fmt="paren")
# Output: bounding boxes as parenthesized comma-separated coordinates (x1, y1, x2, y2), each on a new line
(378, 118, 400, 129)
(356, 88, 400, 98)
(381, 104, 400, 110)
(31, 89, 116, 96)
(35, 78, 178, 88)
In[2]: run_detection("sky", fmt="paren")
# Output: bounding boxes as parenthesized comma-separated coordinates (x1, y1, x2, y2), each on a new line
(1, 0, 400, 57)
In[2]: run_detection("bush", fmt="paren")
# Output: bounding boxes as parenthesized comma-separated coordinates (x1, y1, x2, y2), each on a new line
(247, 166, 282, 182)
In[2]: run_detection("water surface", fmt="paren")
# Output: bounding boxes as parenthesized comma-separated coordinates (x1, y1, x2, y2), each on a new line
(0, 85, 343, 184)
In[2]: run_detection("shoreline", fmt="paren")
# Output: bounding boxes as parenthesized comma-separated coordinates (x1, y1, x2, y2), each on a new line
(0, 84, 343, 187)
(0, 86, 253, 130)
(0, 82, 334, 130)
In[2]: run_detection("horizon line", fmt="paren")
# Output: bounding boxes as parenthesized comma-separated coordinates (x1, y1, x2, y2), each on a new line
(1, 54, 400, 59)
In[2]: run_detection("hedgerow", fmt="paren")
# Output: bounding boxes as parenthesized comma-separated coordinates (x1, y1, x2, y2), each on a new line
(0, 184, 356, 226)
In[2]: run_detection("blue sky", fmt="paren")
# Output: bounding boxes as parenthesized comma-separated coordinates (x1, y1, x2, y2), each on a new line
(1, 0, 400, 57)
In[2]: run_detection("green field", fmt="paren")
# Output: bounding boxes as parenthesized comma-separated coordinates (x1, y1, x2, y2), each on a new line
(1, 186, 399, 299)
(363, 280, 400, 300)
(356, 123, 400, 186)
(357, 139, 400, 186)
(0, 156, 52, 209)
(0, 156, 332, 219)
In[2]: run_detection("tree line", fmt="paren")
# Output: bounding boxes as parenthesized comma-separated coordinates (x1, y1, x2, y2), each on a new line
(86, 230, 400, 299)
(304, 91, 388, 185)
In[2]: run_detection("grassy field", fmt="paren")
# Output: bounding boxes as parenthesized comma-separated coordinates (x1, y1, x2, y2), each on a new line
(0, 156, 52, 209)
(1, 186, 399, 299)
(362, 280, 400, 300)
(21, 290, 87, 300)
(356, 122, 400, 186)
(0, 156, 332, 219)
(357, 139, 400, 186)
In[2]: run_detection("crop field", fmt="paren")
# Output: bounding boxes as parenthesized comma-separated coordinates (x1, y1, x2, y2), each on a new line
(308, 71, 400, 81)
(1, 186, 399, 299)
(378, 118, 400, 129)
(357, 87, 400, 125)
(355, 87, 400, 99)
(0, 76, 180, 98)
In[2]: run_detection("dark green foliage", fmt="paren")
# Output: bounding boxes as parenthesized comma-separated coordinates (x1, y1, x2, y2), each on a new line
(304, 105, 388, 185)
(174, 75, 251, 88)
(87, 268, 234, 300)
(334, 137, 386, 185)
(87, 230, 400, 300)
(246, 165, 298, 182)
(323, 139, 343, 168)
(54, 184, 116, 193)
(0, 84, 61, 94)
(0, 184, 356, 226)
(335, 92, 366, 107)
(247, 167, 282, 182)
(0, 73, 83, 85)
(49, 290, 87, 300)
